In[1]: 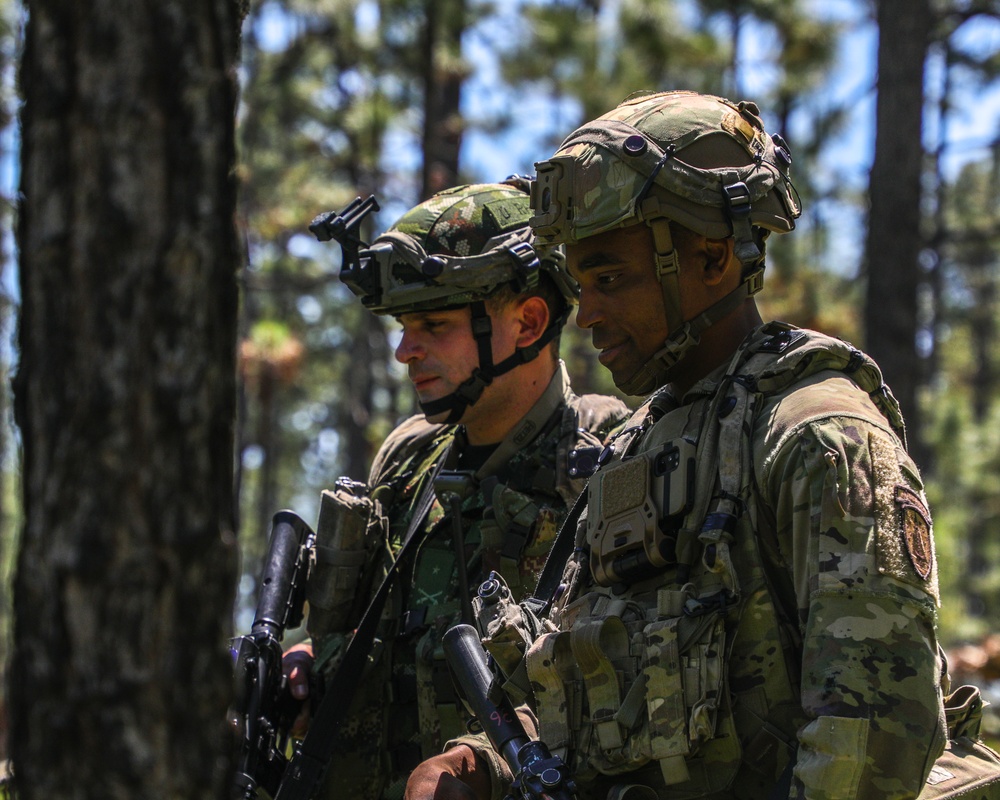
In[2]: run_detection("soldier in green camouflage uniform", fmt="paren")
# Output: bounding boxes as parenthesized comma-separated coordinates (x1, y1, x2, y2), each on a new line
(284, 182, 629, 800)
(406, 92, 948, 800)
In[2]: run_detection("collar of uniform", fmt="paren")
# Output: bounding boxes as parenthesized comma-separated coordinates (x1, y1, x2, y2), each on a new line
(677, 323, 782, 403)
(678, 359, 731, 403)
(461, 360, 568, 481)
(504, 359, 568, 449)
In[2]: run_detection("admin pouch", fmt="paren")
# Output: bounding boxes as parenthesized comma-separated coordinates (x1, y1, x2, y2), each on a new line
(918, 684, 1000, 799)
(306, 477, 385, 641)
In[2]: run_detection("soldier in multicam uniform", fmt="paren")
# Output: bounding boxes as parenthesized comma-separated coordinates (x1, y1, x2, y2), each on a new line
(406, 91, 948, 800)
(284, 182, 630, 800)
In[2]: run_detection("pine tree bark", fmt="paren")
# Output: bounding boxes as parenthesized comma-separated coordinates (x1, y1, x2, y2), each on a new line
(11, 2, 245, 797)
(864, 0, 932, 463)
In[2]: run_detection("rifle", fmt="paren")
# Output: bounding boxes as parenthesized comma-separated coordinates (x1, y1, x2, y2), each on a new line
(232, 511, 316, 800)
(442, 624, 576, 800)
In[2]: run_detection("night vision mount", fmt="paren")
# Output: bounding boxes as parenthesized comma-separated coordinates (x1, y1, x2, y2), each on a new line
(309, 195, 381, 301)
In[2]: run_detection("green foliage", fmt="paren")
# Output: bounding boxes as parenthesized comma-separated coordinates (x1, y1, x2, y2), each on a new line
(926, 407, 1000, 643)
(921, 155, 1000, 638)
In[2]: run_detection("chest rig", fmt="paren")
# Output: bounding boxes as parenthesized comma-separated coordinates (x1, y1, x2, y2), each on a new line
(477, 323, 906, 797)
(365, 365, 624, 785)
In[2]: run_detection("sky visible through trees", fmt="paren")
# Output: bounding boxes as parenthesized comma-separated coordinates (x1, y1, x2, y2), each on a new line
(254, 0, 1000, 273)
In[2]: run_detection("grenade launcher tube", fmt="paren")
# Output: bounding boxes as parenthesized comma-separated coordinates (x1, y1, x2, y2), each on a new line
(442, 624, 530, 769)
(253, 511, 311, 639)
(442, 625, 576, 800)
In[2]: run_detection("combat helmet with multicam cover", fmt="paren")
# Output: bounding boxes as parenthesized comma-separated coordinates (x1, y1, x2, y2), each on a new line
(311, 181, 578, 422)
(529, 90, 801, 395)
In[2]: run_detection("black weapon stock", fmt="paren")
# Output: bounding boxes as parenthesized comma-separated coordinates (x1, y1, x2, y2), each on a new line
(442, 624, 576, 800)
(233, 511, 316, 800)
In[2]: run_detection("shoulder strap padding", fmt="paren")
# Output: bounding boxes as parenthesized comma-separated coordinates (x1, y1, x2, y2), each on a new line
(564, 392, 631, 438)
(555, 392, 631, 502)
(744, 326, 907, 446)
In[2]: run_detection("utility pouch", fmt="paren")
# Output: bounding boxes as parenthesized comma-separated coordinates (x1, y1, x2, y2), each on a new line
(306, 477, 380, 639)
(588, 439, 696, 585)
(917, 684, 1000, 799)
(474, 575, 536, 680)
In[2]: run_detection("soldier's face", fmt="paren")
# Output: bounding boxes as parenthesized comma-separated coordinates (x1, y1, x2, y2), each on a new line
(394, 304, 521, 425)
(567, 225, 677, 388)
(395, 306, 478, 404)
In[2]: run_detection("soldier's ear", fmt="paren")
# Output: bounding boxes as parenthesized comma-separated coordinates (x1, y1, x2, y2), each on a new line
(514, 295, 550, 348)
(702, 237, 737, 286)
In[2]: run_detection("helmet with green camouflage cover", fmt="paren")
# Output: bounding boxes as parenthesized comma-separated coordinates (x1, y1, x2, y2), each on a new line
(311, 181, 577, 423)
(369, 180, 578, 315)
(529, 90, 801, 395)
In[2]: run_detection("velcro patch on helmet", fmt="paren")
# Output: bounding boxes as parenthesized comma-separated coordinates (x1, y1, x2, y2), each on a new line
(484, 197, 530, 234)
(721, 111, 755, 144)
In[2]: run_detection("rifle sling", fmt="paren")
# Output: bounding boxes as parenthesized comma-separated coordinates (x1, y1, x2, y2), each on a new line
(531, 486, 587, 612)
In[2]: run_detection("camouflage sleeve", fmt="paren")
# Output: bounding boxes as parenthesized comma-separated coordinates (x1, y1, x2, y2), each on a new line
(764, 413, 947, 800)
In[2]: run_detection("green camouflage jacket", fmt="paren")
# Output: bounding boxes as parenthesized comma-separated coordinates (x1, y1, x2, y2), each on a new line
(465, 324, 947, 800)
(315, 362, 628, 800)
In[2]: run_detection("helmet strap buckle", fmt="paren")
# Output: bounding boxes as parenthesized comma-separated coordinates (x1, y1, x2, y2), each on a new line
(723, 178, 761, 266)
(507, 241, 541, 291)
(745, 268, 765, 296)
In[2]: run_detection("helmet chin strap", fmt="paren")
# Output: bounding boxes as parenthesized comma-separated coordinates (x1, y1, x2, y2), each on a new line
(615, 218, 763, 397)
(418, 301, 570, 424)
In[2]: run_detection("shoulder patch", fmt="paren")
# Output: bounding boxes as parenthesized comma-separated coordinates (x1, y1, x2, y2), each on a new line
(870, 431, 937, 598)
(896, 485, 933, 580)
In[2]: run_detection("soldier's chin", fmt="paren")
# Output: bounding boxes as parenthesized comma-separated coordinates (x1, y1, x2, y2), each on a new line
(422, 407, 454, 424)
(417, 396, 461, 425)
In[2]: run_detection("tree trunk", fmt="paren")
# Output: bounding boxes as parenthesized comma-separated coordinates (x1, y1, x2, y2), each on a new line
(11, 2, 244, 797)
(420, 0, 466, 199)
(342, 312, 377, 481)
(864, 0, 932, 464)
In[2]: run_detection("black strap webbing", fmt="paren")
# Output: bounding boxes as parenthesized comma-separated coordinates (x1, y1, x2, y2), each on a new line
(418, 308, 570, 422)
(530, 486, 588, 612)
